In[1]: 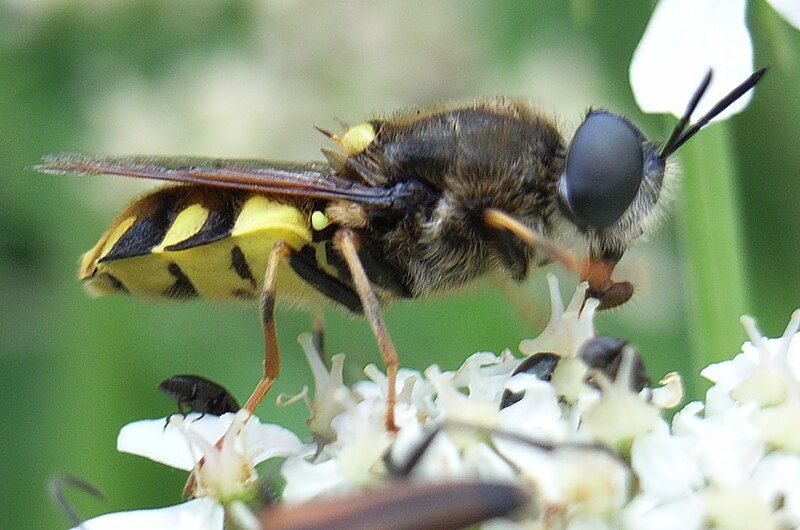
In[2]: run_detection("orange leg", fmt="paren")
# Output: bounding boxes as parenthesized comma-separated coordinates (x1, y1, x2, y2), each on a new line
(335, 229, 399, 432)
(184, 239, 289, 497)
(242, 239, 290, 412)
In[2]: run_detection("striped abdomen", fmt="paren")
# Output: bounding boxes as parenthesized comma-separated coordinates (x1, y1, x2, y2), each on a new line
(80, 185, 323, 304)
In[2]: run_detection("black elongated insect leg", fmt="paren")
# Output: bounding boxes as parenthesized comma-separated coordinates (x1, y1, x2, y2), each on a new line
(242, 239, 291, 413)
(336, 228, 400, 432)
(50, 475, 105, 529)
(162, 399, 188, 431)
(384, 425, 442, 477)
(385, 420, 627, 478)
(312, 312, 326, 363)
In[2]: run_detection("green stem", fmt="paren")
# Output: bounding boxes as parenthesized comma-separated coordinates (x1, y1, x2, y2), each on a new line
(677, 124, 749, 382)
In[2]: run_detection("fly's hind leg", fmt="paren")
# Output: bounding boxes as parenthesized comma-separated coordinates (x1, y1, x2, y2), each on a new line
(241, 240, 291, 413)
(335, 228, 399, 432)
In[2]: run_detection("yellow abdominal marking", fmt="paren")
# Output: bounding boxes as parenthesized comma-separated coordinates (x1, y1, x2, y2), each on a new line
(152, 204, 208, 251)
(98, 216, 137, 262)
(82, 192, 321, 304)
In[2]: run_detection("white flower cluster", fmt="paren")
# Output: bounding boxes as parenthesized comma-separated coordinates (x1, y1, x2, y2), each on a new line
(277, 275, 800, 530)
(72, 277, 800, 529)
(278, 277, 685, 529)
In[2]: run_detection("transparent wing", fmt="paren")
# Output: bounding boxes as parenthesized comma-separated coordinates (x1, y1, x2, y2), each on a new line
(35, 153, 395, 206)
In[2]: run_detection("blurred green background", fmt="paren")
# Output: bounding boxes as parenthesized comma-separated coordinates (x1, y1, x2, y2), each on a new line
(2, 1, 798, 528)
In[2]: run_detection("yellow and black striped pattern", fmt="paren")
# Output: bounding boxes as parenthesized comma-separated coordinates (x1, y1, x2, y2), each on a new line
(80, 185, 323, 305)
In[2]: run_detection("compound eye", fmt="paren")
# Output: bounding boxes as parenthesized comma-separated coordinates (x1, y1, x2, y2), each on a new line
(562, 112, 644, 229)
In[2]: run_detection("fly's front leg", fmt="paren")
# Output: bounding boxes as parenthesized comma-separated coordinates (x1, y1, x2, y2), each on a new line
(242, 240, 291, 413)
(335, 228, 399, 432)
(483, 209, 633, 310)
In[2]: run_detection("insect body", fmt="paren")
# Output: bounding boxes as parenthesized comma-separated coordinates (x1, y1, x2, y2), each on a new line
(499, 335, 649, 409)
(261, 481, 527, 530)
(37, 69, 765, 430)
(158, 374, 240, 418)
(59, 100, 566, 308)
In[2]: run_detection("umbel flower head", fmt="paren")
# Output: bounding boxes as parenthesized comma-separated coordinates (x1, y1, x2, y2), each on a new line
(71, 277, 800, 529)
(277, 278, 800, 529)
(279, 277, 684, 527)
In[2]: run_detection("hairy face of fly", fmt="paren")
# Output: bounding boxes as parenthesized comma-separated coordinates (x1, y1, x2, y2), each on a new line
(556, 109, 669, 257)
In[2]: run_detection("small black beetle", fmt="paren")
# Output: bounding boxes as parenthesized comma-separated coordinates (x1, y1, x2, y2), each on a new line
(158, 374, 240, 420)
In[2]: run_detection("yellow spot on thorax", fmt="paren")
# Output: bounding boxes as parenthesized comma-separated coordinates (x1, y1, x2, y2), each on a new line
(311, 210, 331, 231)
(340, 122, 376, 155)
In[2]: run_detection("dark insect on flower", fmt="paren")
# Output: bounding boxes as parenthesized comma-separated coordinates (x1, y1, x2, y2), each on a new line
(260, 481, 527, 530)
(158, 374, 240, 420)
(259, 422, 582, 530)
(258, 421, 623, 530)
(499, 335, 649, 409)
(36, 69, 765, 431)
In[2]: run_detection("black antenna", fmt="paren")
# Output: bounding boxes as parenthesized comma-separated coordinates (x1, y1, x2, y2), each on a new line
(661, 67, 767, 159)
(660, 70, 713, 158)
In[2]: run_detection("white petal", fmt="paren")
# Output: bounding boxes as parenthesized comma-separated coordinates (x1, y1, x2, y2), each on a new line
(766, 0, 800, 30)
(671, 400, 704, 434)
(631, 432, 702, 498)
(567, 517, 614, 530)
(630, 0, 754, 122)
(498, 374, 565, 441)
(752, 453, 800, 526)
(404, 431, 467, 479)
(245, 423, 305, 464)
(700, 352, 756, 389)
(117, 413, 302, 471)
(703, 384, 737, 416)
(621, 494, 705, 530)
(649, 372, 683, 408)
(226, 501, 260, 530)
(519, 279, 594, 363)
(298, 332, 332, 392)
(76, 498, 223, 530)
(462, 442, 516, 480)
(426, 365, 499, 428)
(280, 457, 349, 503)
(117, 414, 234, 471)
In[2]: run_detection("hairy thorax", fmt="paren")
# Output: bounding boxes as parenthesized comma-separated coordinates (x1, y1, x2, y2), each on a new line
(354, 99, 566, 296)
